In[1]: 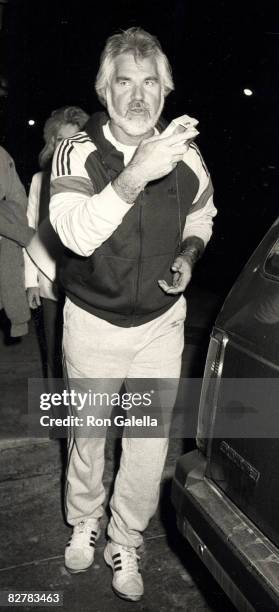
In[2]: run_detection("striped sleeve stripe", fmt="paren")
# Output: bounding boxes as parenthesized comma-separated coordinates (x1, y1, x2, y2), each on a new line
(191, 177, 214, 213)
(189, 142, 210, 176)
(56, 140, 67, 176)
(51, 176, 94, 197)
(66, 144, 73, 174)
(67, 134, 93, 144)
(56, 141, 75, 177)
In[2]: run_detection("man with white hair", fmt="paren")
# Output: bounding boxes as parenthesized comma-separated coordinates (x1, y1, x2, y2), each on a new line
(50, 27, 216, 602)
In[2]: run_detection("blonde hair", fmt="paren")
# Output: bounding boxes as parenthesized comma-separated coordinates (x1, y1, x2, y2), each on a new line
(39, 106, 89, 168)
(95, 27, 174, 105)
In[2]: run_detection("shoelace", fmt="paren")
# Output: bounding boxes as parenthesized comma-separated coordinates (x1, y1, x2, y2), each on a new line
(76, 521, 87, 534)
(119, 547, 140, 575)
(70, 521, 96, 547)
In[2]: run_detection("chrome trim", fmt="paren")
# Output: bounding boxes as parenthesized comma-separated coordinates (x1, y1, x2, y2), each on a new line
(179, 519, 256, 612)
(197, 331, 229, 455)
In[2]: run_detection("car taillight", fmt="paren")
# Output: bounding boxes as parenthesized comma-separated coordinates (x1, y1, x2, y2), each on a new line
(196, 331, 228, 455)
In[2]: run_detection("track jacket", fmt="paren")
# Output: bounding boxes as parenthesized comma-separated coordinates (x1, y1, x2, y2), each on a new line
(50, 112, 216, 327)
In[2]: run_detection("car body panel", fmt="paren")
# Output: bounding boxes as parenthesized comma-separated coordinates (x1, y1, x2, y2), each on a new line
(172, 451, 279, 611)
(172, 217, 279, 610)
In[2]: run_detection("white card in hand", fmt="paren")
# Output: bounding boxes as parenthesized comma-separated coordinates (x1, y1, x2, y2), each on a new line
(162, 114, 199, 137)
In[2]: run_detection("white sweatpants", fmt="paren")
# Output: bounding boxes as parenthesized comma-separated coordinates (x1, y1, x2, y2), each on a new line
(63, 296, 186, 547)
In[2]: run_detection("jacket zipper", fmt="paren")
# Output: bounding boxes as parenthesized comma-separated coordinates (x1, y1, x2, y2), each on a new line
(130, 193, 144, 326)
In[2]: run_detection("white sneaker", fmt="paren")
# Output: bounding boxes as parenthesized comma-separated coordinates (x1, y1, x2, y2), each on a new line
(65, 519, 100, 574)
(104, 541, 144, 602)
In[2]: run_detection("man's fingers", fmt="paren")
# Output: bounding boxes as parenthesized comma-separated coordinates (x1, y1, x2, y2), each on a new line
(171, 258, 183, 271)
(158, 279, 176, 292)
(171, 145, 189, 155)
(158, 256, 192, 294)
(158, 279, 182, 294)
(172, 271, 181, 286)
(161, 131, 194, 145)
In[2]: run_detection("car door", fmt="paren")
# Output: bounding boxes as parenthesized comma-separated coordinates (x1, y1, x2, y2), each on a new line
(204, 219, 279, 546)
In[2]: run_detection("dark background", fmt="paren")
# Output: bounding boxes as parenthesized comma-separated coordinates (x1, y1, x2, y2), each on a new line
(0, 0, 278, 292)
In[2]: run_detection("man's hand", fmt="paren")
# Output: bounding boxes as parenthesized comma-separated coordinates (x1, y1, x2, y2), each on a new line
(158, 237, 205, 294)
(131, 130, 193, 183)
(113, 131, 191, 205)
(26, 287, 41, 309)
(158, 255, 192, 295)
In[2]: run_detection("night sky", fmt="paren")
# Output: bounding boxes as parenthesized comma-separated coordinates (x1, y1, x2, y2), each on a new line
(1, 0, 279, 290)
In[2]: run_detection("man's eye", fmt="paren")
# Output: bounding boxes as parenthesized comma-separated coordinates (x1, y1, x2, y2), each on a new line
(119, 80, 129, 86)
(145, 79, 155, 86)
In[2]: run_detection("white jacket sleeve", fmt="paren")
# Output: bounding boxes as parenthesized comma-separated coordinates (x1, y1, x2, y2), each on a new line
(182, 144, 217, 246)
(49, 138, 133, 257)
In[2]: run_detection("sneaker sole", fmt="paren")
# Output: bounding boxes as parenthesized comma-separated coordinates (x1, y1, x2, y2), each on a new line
(65, 562, 93, 575)
(112, 586, 142, 603)
(104, 547, 143, 602)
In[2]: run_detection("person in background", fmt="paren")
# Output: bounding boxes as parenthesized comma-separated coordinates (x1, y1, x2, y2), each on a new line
(0, 145, 34, 337)
(24, 106, 89, 377)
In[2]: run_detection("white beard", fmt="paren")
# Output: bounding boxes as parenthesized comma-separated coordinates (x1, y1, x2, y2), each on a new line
(105, 88, 165, 138)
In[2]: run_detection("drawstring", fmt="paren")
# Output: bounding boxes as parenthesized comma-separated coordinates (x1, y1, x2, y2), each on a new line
(175, 166, 183, 250)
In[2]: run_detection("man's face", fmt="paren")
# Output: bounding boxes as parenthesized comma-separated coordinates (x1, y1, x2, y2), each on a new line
(105, 53, 165, 145)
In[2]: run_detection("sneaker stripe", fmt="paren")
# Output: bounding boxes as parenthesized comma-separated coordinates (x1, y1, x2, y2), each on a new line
(65, 519, 100, 575)
(104, 544, 143, 601)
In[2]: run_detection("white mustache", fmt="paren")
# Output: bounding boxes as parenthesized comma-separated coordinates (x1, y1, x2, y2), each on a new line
(128, 103, 149, 111)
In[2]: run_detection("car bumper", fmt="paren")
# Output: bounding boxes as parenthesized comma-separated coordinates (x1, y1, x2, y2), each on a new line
(172, 450, 279, 612)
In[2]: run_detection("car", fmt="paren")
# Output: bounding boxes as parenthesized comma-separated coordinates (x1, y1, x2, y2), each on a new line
(172, 217, 279, 612)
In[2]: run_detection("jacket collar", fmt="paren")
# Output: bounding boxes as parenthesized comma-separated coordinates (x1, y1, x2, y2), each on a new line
(84, 111, 124, 174)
